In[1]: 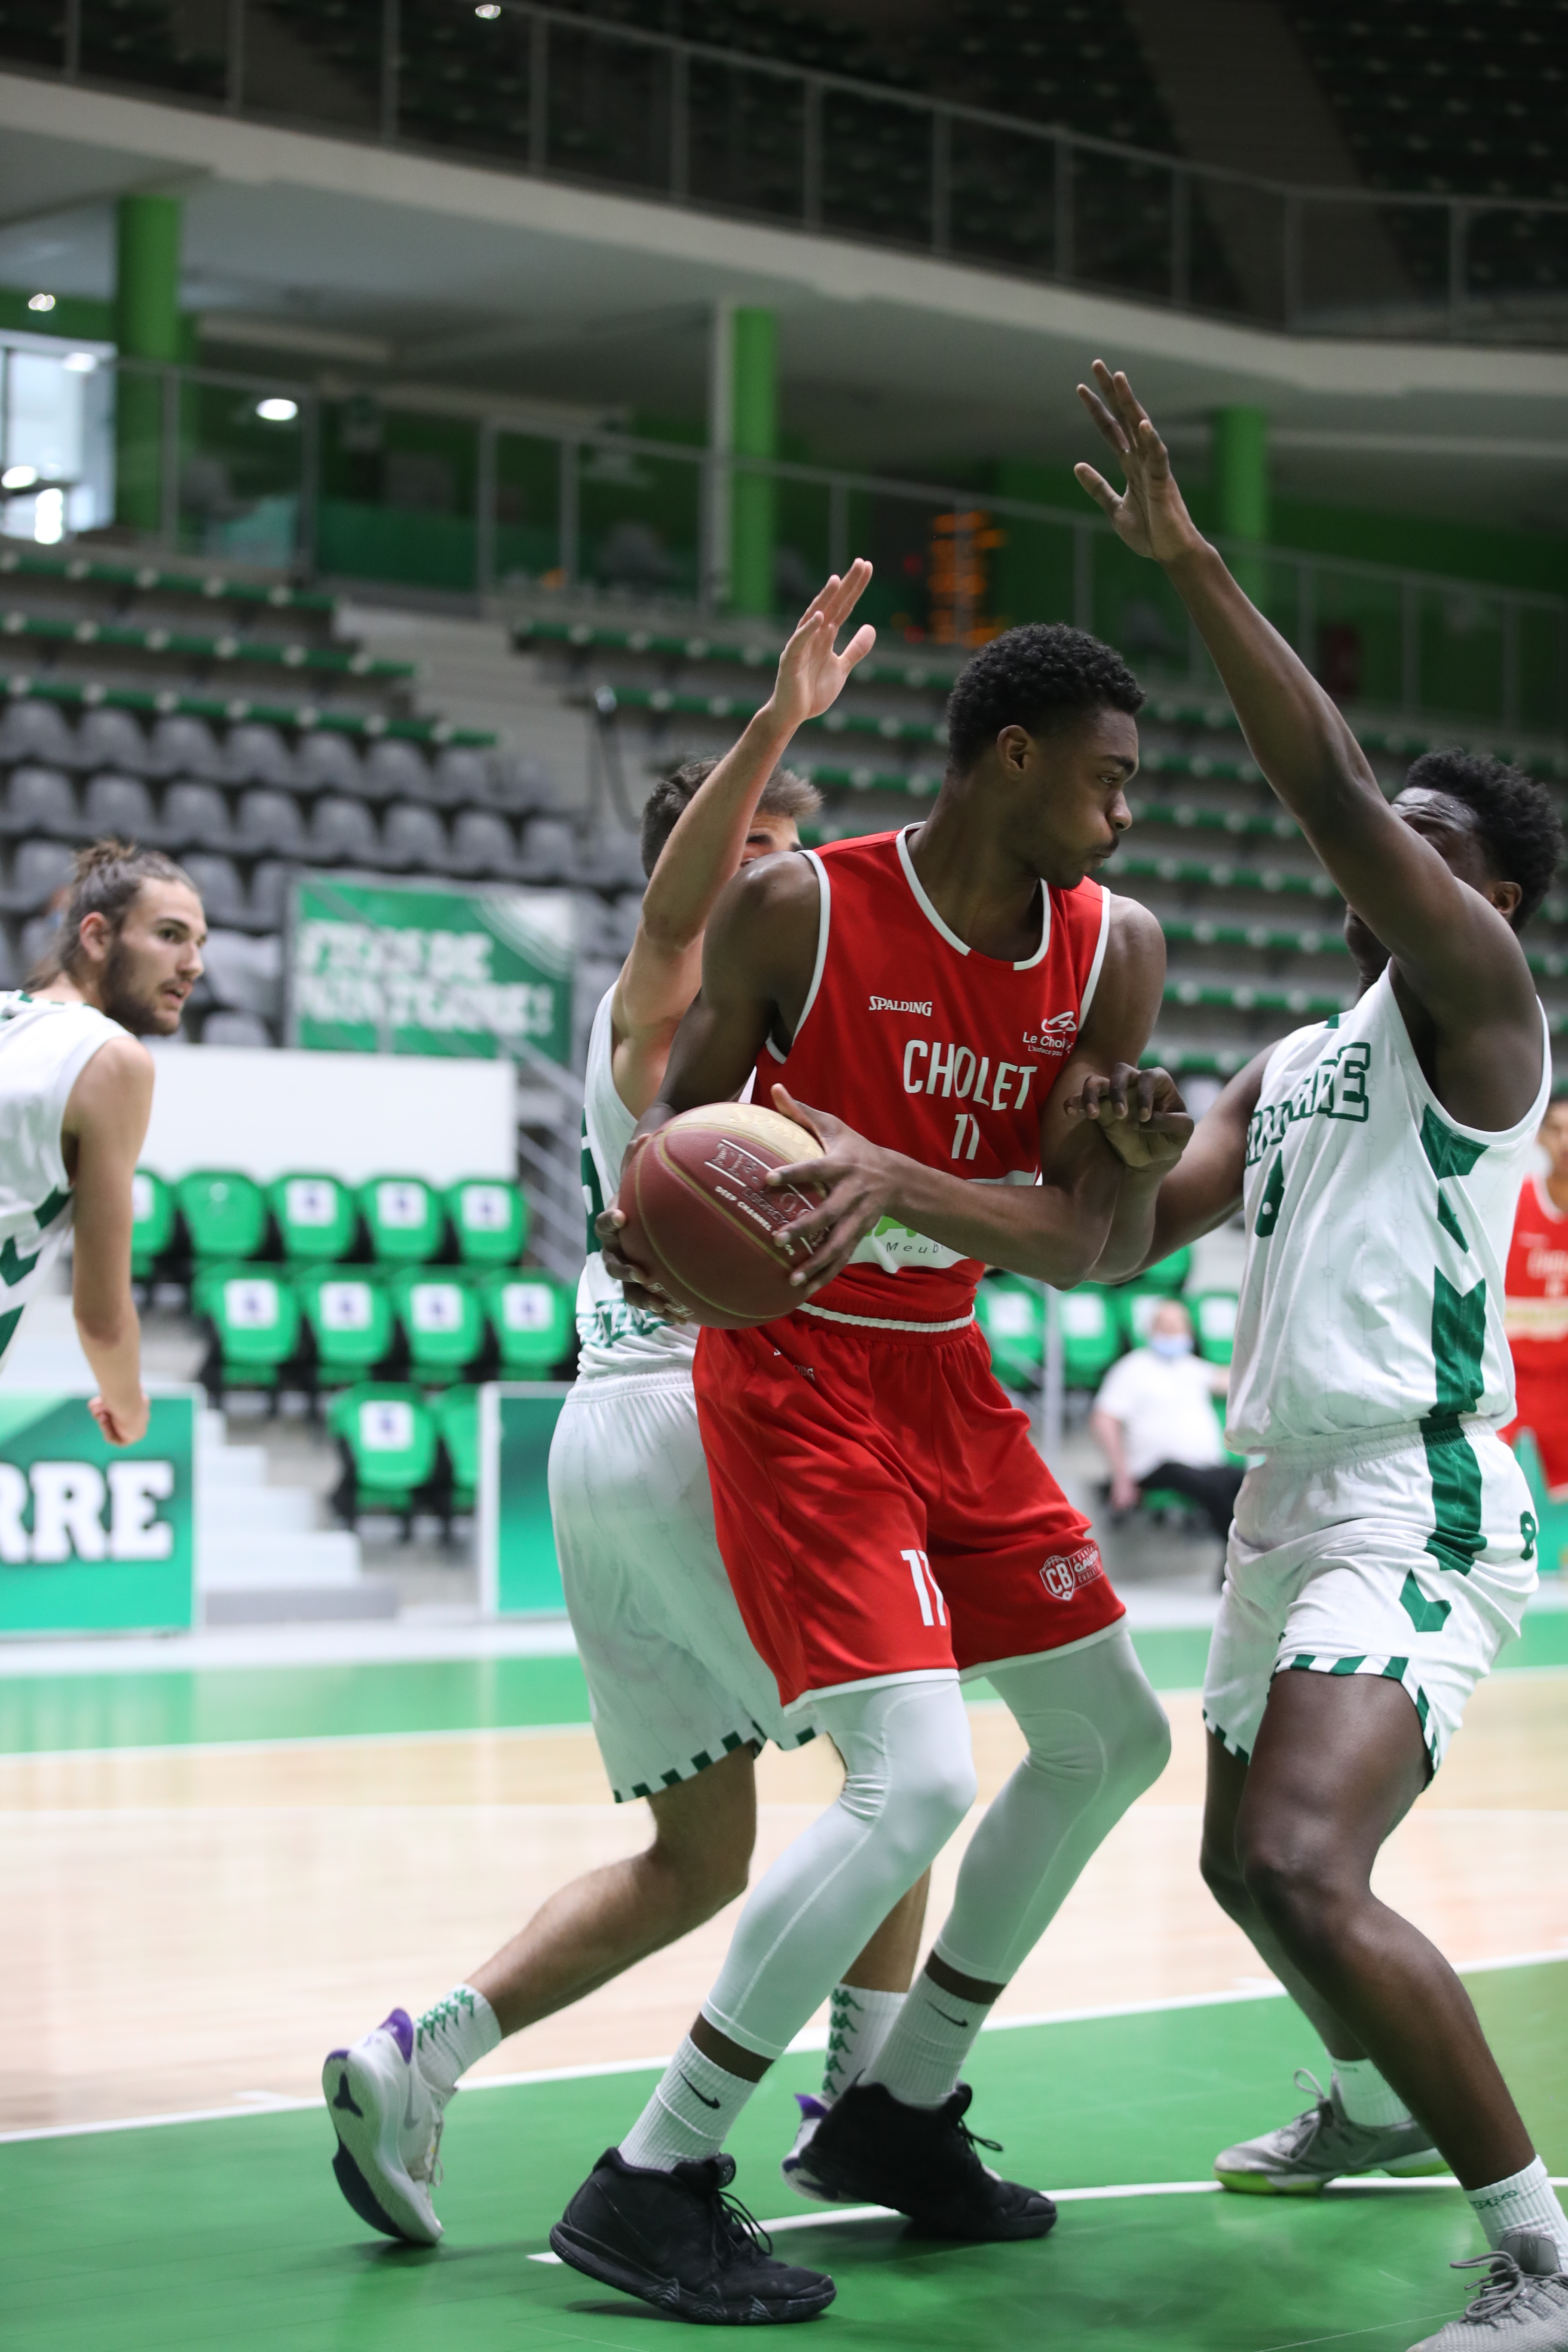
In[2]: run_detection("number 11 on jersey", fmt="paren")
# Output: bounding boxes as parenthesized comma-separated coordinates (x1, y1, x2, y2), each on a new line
(902, 1547, 947, 1626)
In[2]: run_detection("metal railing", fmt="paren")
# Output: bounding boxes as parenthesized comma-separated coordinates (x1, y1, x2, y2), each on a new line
(6, 351, 1567, 741)
(7, 1, 1568, 344)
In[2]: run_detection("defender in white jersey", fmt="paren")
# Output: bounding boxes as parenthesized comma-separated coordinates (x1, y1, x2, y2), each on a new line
(1070, 364, 1568, 2352)
(326, 566, 929, 2254)
(3, 841, 204, 1438)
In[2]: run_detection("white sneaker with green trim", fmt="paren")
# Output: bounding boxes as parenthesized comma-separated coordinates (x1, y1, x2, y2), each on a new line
(1215, 2069, 1445, 2194)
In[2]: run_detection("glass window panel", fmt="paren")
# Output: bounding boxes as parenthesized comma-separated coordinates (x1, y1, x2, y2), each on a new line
(1465, 206, 1568, 330)
(495, 432, 563, 589)
(80, 0, 227, 101)
(242, 0, 382, 134)
(0, 0, 65, 70)
(686, 58, 804, 224)
(545, 23, 671, 198)
(577, 441, 700, 603)
(396, 0, 531, 165)
(821, 90, 931, 252)
(948, 118, 1055, 279)
(1298, 200, 1447, 335)
(1070, 151, 1174, 303)
(178, 376, 306, 567)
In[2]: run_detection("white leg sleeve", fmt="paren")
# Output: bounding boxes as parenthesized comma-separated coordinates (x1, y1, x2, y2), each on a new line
(700, 1676, 976, 2063)
(933, 1629, 1171, 1988)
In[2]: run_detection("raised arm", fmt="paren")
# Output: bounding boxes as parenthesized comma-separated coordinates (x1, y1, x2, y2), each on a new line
(1074, 364, 1541, 1129)
(610, 563, 874, 1118)
(64, 1034, 153, 1446)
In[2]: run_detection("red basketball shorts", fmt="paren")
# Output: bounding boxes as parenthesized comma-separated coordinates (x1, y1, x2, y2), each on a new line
(1504, 1364, 1568, 1493)
(692, 1313, 1124, 1711)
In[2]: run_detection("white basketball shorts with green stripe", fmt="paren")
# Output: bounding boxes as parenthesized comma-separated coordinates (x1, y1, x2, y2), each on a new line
(1203, 1417, 1537, 1772)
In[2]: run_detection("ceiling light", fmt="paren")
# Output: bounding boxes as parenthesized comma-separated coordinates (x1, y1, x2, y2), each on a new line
(62, 351, 98, 374)
(475, 6, 501, 18)
(255, 397, 299, 423)
(27, 292, 55, 312)
(2, 465, 38, 490)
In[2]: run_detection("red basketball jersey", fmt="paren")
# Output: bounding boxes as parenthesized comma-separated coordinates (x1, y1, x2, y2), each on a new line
(754, 827, 1110, 1329)
(1504, 1172, 1568, 1377)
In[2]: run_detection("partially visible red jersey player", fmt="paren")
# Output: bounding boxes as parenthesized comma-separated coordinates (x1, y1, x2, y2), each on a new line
(548, 622, 1182, 2326)
(1502, 1093, 1568, 1493)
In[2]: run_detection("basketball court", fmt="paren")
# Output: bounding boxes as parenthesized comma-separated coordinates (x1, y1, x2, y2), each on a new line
(6, 1624, 1565, 2350)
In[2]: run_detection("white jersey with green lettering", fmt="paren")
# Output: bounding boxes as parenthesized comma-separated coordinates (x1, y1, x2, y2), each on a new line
(0, 991, 126, 1367)
(574, 985, 698, 1380)
(1226, 964, 1550, 1454)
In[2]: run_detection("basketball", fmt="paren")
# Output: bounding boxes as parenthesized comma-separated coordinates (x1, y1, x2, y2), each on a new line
(617, 1103, 826, 1329)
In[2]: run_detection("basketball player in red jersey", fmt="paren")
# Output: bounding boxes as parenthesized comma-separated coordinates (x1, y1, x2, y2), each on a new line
(1502, 1095, 1568, 1491)
(549, 625, 1175, 2324)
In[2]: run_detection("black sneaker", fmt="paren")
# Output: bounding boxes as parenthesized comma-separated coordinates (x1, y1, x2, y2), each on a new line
(799, 2080, 1055, 2242)
(549, 2147, 836, 2325)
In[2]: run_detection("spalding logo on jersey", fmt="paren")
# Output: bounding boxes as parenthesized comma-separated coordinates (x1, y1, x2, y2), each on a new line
(1039, 1542, 1105, 1600)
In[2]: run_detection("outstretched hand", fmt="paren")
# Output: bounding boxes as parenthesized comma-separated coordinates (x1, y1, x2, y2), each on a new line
(768, 560, 877, 734)
(1074, 362, 1204, 568)
(1062, 1062, 1193, 1173)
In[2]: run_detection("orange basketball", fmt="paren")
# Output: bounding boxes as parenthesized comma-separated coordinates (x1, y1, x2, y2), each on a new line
(617, 1103, 826, 1329)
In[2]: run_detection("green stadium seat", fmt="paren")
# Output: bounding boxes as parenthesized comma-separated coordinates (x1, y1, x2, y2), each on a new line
(481, 1271, 576, 1376)
(270, 1173, 359, 1263)
(1058, 1285, 1123, 1389)
(297, 1269, 395, 1386)
(393, 1272, 486, 1384)
(1116, 1288, 1164, 1347)
(1190, 1289, 1240, 1367)
(177, 1170, 269, 1264)
(359, 1175, 445, 1264)
(327, 1382, 440, 1527)
(1139, 1246, 1193, 1297)
(130, 1169, 175, 1280)
(975, 1275, 1042, 1392)
(194, 1265, 302, 1396)
(433, 1384, 481, 1515)
(446, 1178, 528, 1268)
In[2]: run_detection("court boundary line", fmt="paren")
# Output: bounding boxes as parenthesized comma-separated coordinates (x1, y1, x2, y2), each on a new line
(4, 1948, 1563, 2148)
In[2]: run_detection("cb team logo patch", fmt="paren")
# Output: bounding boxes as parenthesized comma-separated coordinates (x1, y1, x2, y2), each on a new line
(1039, 1542, 1104, 1601)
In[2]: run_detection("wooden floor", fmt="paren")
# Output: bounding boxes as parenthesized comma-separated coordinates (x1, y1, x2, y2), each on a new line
(3, 1674, 1565, 2132)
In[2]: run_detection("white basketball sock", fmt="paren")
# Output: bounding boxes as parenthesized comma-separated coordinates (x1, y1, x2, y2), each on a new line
(863, 1967, 992, 2110)
(619, 2037, 757, 2172)
(414, 1984, 500, 2100)
(1332, 2056, 1413, 2130)
(1467, 2158, 1568, 2266)
(821, 1984, 903, 2102)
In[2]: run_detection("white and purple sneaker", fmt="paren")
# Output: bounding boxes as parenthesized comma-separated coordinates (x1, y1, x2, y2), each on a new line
(781, 2092, 836, 2203)
(323, 2008, 445, 2245)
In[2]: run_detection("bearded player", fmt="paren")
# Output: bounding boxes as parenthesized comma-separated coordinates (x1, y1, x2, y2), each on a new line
(3, 840, 204, 1429)
(324, 567, 928, 2248)
(1070, 362, 1567, 2352)
(549, 622, 1174, 2323)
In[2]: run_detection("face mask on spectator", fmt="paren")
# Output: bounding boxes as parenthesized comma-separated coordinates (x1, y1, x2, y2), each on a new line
(1148, 1330, 1193, 1358)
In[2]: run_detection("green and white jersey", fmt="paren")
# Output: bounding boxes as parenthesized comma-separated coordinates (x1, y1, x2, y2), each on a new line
(1227, 965, 1550, 1454)
(0, 991, 127, 1367)
(574, 984, 698, 1381)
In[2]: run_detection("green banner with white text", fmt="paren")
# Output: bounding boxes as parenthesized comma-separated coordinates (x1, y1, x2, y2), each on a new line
(0, 1392, 196, 1635)
(288, 875, 575, 1062)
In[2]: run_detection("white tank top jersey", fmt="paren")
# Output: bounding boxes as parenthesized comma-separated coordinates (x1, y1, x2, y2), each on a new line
(574, 985, 698, 1380)
(0, 992, 128, 1366)
(1226, 965, 1551, 1454)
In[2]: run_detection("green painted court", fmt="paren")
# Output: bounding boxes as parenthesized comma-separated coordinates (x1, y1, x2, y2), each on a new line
(9, 1960, 1565, 2352)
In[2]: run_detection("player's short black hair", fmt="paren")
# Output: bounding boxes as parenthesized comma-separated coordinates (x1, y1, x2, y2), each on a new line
(944, 622, 1144, 775)
(1402, 749, 1563, 930)
(638, 758, 821, 879)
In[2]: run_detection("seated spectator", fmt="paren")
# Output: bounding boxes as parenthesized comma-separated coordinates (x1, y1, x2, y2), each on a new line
(1090, 1299, 1240, 1543)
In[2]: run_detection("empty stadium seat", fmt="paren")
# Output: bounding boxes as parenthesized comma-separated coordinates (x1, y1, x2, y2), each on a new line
(434, 747, 491, 805)
(1115, 1288, 1166, 1347)
(433, 1384, 480, 1516)
(162, 781, 234, 851)
(1059, 1286, 1123, 1389)
(359, 1175, 444, 1263)
(76, 707, 150, 775)
(1190, 1290, 1239, 1367)
(380, 801, 451, 873)
(177, 1169, 269, 1262)
(298, 1269, 394, 1385)
(975, 1274, 1043, 1392)
(269, 1172, 358, 1261)
(309, 795, 380, 865)
(194, 1265, 303, 1397)
(3, 766, 77, 837)
(481, 1270, 574, 1375)
(1140, 1246, 1193, 1297)
(365, 739, 434, 802)
(517, 817, 577, 882)
(150, 714, 223, 780)
(328, 1382, 440, 1525)
(224, 722, 294, 787)
(83, 773, 158, 839)
(182, 854, 248, 928)
(235, 787, 306, 858)
(248, 860, 292, 929)
(0, 699, 78, 768)
(446, 1177, 527, 1266)
(449, 809, 517, 877)
(130, 1168, 175, 1280)
(5, 840, 75, 913)
(298, 733, 365, 796)
(392, 1272, 485, 1384)
(17, 913, 58, 977)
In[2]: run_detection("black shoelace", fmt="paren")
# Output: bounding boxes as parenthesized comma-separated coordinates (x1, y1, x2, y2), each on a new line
(709, 2181, 775, 2268)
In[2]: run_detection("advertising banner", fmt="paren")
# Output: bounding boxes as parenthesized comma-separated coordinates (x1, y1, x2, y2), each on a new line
(287, 875, 575, 1063)
(477, 1382, 571, 1616)
(0, 1391, 196, 1635)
